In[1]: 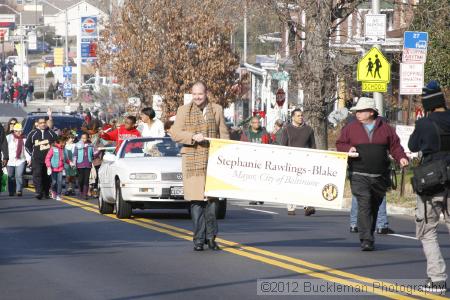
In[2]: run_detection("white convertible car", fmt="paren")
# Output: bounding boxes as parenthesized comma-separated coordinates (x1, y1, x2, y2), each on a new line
(98, 137, 227, 219)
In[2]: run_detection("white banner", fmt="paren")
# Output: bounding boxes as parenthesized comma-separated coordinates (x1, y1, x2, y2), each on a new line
(395, 125, 417, 157)
(205, 139, 348, 209)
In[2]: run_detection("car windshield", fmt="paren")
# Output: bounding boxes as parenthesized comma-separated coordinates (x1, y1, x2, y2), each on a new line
(120, 138, 181, 158)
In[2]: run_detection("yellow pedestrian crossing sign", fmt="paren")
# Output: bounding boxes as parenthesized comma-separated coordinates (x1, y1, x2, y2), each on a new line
(357, 47, 390, 83)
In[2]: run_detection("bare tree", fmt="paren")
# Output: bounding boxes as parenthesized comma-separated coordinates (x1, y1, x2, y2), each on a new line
(253, 0, 362, 149)
(98, 0, 240, 115)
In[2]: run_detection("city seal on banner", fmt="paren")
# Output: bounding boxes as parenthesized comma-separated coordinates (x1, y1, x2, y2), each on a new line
(322, 184, 338, 201)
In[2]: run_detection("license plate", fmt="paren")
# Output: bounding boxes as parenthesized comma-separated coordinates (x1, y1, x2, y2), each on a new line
(170, 186, 184, 196)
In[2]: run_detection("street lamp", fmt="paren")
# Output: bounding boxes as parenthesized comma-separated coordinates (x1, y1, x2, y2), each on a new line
(0, 4, 24, 82)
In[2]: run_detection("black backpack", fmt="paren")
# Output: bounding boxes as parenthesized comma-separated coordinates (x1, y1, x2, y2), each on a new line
(411, 121, 450, 194)
(411, 120, 450, 222)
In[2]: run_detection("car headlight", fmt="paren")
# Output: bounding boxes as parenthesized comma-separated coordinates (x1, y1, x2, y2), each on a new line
(129, 173, 158, 180)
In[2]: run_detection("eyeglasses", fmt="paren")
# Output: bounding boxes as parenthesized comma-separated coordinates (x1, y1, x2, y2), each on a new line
(10, 122, 16, 125)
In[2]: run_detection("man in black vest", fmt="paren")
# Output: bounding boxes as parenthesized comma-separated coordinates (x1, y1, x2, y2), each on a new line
(25, 117, 57, 199)
(408, 81, 450, 294)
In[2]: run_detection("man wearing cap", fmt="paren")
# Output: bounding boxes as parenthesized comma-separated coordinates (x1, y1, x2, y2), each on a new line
(336, 97, 408, 251)
(408, 81, 450, 293)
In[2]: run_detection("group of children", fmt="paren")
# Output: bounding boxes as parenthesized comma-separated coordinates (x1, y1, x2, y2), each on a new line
(44, 132, 95, 201)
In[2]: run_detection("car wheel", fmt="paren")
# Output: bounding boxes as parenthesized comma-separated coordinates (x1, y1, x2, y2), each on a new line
(98, 188, 114, 214)
(115, 180, 132, 219)
(216, 199, 227, 219)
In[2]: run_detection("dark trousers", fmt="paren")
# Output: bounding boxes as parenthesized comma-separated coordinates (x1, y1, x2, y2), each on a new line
(190, 199, 218, 245)
(78, 168, 91, 196)
(94, 165, 100, 189)
(32, 162, 51, 197)
(350, 174, 388, 243)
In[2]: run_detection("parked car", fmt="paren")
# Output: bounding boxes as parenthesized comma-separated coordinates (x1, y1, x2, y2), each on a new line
(98, 137, 227, 219)
(81, 76, 120, 92)
(42, 55, 76, 67)
(22, 112, 84, 136)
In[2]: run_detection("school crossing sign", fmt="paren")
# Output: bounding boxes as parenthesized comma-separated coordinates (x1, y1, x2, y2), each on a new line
(357, 47, 391, 92)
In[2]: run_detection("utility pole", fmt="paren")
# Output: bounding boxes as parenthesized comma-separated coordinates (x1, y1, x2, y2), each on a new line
(372, 0, 383, 116)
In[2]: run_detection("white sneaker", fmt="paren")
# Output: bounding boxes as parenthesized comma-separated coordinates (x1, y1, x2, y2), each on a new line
(56, 195, 62, 201)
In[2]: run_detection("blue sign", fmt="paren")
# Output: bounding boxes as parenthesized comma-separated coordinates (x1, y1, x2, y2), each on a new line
(64, 89, 72, 97)
(63, 66, 72, 78)
(404, 31, 428, 50)
(81, 43, 91, 58)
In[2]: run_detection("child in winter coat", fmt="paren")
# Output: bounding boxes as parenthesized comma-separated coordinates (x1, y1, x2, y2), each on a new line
(45, 136, 70, 201)
(64, 134, 77, 196)
(73, 133, 94, 200)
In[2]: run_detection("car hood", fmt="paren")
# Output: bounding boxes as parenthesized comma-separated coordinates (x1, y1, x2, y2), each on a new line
(116, 157, 181, 173)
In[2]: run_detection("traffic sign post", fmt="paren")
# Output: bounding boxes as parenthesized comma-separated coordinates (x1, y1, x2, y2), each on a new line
(403, 31, 428, 50)
(63, 66, 72, 78)
(362, 82, 387, 93)
(64, 89, 72, 97)
(357, 47, 391, 83)
(364, 14, 386, 44)
(63, 82, 72, 90)
(402, 48, 427, 64)
(400, 63, 424, 95)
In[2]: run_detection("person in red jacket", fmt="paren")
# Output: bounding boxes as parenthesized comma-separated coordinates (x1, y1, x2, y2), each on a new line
(99, 116, 141, 152)
(336, 97, 408, 251)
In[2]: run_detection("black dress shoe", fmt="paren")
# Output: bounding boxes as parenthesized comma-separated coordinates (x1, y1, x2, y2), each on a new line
(376, 227, 395, 234)
(35, 194, 43, 200)
(350, 226, 358, 233)
(9, 192, 15, 197)
(193, 244, 204, 251)
(304, 206, 316, 216)
(361, 240, 374, 251)
(207, 240, 221, 251)
(17, 192, 22, 197)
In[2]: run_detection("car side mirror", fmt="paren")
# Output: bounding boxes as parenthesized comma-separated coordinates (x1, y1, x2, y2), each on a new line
(103, 152, 117, 162)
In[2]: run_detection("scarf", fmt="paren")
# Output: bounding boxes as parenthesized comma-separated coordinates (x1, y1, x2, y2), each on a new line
(14, 133, 24, 159)
(184, 102, 217, 177)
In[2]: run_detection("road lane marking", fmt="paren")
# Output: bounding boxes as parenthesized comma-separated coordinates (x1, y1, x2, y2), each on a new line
(31, 192, 447, 300)
(388, 234, 418, 241)
(244, 208, 279, 215)
(57, 198, 415, 299)
(61, 196, 446, 300)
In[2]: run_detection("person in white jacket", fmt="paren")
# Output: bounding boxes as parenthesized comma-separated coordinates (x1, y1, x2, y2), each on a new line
(138, 107, 165, 138)
(6, 123, 30, 196)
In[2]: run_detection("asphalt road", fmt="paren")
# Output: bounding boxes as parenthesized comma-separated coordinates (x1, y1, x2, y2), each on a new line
(0, 190, 449, 300)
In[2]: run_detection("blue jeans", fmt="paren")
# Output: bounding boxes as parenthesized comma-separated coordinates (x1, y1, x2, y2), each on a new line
(51, 172, 63, 195)
(350, 195, 388, 229)
(7, 163, 26, 194)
